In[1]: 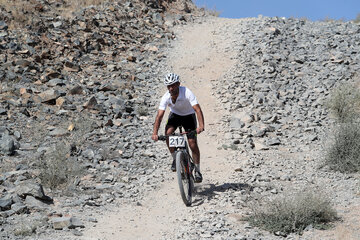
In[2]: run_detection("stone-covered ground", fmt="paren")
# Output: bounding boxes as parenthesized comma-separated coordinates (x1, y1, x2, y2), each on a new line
(1, 0, 360, 239)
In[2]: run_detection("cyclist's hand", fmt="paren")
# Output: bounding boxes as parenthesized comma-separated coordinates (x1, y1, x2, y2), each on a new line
(151, 134, 159, 141)
(196, 127, 204, 134)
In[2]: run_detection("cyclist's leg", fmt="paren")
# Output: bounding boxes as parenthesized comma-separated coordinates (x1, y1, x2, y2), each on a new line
(165, 112, 180, 154)
(183, 113, 200, 165)
(165, 125, 176, 153)
(183, 113, 202, 182)
(165, 112, 181, 171)
(188, 139, 200, 164)
(188, 138, 202, 182)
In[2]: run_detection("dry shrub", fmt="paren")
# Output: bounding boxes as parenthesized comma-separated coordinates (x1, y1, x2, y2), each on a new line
(246, 190, 338, 235)
(325, 122, 360, 173)
(197, 4, 221, 17)
(13, 218, 46, 237)
(38, 141, 83, 190)
(13, 224, 36, 237)
(136, 106, 149, 116)
(325, 83, 360, 123)
(58, 0, 115, 18)
(324, 83, 360, 173)
(0, 0, 115, 28)
(354, 13, 360, 23)
(0, 0, 36, 29)
(37, 116, 96, 190)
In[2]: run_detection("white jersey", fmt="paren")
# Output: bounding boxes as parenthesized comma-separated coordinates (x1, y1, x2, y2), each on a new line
(159, 86, 198, 116)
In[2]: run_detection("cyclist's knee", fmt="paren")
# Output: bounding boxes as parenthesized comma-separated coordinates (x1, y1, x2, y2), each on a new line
(165, 127, 175, 135)
(188, 140, 199, 150)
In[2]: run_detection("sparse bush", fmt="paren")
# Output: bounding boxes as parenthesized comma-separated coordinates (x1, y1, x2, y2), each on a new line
(37, 115, 96, 189)
(137, 106, 149, 116)
(320, 16, 345, 22)
(38, 142, 83, 190)
(246, 190, 338, 235)
(71, 115, 98, 142)
(354, 13, 360, 23)
(325, 122, 360, 173)
(196, 2, 221, 17)
(13, 223, 36, 237)
(324, 83, 360, 173)
(35, 115, 97, 190)
(204, 7, 221, 17)
(0, 0, 114, 28)
(325, 83, 360, 123)
(13, 218, 46, 237)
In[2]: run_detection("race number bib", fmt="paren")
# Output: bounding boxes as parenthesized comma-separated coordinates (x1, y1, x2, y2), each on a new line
(169, 136, 185, 147)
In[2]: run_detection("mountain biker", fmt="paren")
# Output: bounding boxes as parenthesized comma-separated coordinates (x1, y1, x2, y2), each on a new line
(152, 73, 205, 183)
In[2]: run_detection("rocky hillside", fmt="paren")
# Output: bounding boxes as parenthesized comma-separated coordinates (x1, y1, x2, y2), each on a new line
(1, 0, 360, 239)
(0, 0, 201, 238)
(216, 17, 360, 150)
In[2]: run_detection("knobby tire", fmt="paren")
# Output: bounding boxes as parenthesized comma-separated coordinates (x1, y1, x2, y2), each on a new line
(176, 151, 193, 206)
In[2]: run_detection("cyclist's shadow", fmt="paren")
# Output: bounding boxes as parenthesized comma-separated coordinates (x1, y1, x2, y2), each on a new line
(191, 182, 253, 206)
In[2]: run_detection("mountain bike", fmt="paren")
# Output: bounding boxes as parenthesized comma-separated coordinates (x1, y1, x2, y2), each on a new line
(159, 127, 196, 206)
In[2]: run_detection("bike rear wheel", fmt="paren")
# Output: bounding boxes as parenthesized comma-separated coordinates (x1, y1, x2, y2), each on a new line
(176, 151, 193, 206)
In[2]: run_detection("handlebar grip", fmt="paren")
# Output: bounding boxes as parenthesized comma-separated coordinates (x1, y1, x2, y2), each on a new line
(158, 136, 167, 141)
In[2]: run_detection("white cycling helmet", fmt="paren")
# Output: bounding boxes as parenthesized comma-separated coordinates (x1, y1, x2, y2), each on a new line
(164, 73, 180, 86)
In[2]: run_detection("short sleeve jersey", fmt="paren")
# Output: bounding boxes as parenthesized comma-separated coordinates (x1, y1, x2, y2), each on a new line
(159, 86, 198, 116)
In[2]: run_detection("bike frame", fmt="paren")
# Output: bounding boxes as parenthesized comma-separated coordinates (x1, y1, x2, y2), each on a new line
(159, 127, 196, 206)
(159, 127, 196, 167)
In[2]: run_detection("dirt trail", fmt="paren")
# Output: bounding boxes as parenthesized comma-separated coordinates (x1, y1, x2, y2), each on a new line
(81, 17, 240, 240)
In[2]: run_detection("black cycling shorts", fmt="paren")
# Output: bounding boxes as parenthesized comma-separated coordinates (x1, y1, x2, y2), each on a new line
(166, 112, 197, 139)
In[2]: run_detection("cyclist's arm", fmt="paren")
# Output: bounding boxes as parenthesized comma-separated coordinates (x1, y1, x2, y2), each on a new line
(193, 104, 204, 134)
(152, 109, 165, 141)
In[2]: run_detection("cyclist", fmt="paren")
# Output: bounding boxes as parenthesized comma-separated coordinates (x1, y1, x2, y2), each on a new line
(152, 73, 205, 183)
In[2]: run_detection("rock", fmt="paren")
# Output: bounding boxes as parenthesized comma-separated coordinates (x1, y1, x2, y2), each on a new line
(24, 196, 51, 210)
(82, 149, 95, 159)
(48, 78, 66, 87)
(68, 217, 85, 229)
(38, 89, 61, 105)
(68, 85, 83, 95)
(52, 216, 84, 230)
(127, 56, 136, 62)
(56, 97, 66, 107)
(84, 96, 98, 109)
(253, 141, 269, 151)
(48, 128, 69, 137)
(266, 138, 281, 146)
(21, 108, 31, 117)
(0, 21, 8, 30)
(251, 126, 266, 137)
(11, 203, 28, 214)
(52, 21, 63, 28)
(0, 108, 7, 115)
(230, 118, 245, 129)
(15, 182, 52, 201)
(13, 131, 21, 140)
(0, 134, 15, 155)
(0, 197, 13, 211)
(43, 71, 62, 82)
(52, 217, 71, 230)
(233, 112, 254, 124)
(64, 61, 80, 72)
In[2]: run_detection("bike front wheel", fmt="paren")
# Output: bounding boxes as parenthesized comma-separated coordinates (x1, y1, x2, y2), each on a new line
(176, 151, 193, 206)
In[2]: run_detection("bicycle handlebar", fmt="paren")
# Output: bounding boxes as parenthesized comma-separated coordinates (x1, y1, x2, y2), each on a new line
(158, 130, 197, 141)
